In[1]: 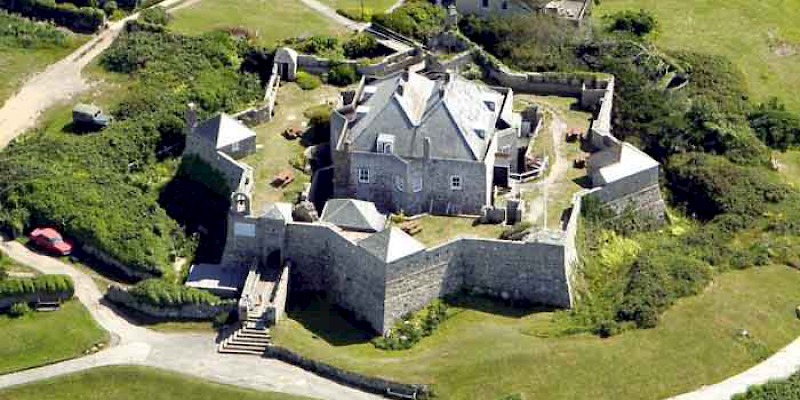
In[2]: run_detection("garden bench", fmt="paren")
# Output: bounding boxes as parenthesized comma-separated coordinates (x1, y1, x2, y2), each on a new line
(271, 169, 295, 187)
(399, 220, 422, 236)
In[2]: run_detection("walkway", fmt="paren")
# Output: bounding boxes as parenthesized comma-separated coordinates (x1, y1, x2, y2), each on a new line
(297, 0, 367, 31)
(0, 238, 381, 400)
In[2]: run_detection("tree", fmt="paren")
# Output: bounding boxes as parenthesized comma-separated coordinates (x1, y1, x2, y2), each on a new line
(605, 9, 658, 37)
(749, 98, 800, 151)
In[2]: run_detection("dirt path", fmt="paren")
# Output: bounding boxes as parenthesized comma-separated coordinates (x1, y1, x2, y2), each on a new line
(297, 0, 368, 31)
(0, 0, 190, 148)
(518, 110, 569, 228)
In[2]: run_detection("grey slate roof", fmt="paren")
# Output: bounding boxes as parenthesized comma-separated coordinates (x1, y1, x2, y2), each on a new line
(320, 199, 387, 232)
(358, 227, 425, 263)
(263, 202, 293, 221)
(194, 114, 256, 149)
(346, 71, 506, 161)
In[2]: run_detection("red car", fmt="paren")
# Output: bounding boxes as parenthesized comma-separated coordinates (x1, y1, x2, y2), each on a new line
(30, 228, 73, 256)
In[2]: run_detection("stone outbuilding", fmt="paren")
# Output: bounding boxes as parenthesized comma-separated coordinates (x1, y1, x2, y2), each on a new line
(189, 113, 257, 159)
(274, 47, 298, 81)
(320, 198, 388, 232)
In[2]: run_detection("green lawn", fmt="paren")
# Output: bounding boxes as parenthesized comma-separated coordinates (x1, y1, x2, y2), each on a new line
(593, 0, 800, 112)
(320, 0, 398, 14)
(169, 0, 347, 46)
(273, 265, 800, 399)
(0, 365, 310, 400)
(397, 215, 505, 247)
(0, 300, 108, 375)
(241, 83, 343, 210)
(0, 35, 88, 106)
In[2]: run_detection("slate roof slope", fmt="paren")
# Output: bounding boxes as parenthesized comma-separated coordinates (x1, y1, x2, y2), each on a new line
(263, 202, 293, 221)
(358, 227, 425, 263)
(347, 71, 505, 161)
(194, 114, 256, 149)
(321, 199, 387, 232)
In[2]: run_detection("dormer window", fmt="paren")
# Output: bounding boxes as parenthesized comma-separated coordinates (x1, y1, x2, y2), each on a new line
(377, 134, 395, 154)
(361, 85, 377, 103)
(474, 128, 486, 139)
(484, 100, 496, 112)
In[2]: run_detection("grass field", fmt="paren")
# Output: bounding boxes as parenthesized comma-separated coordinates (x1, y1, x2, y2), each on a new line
(0, 300, 108, 375)
(273, 265, 800, 399)
(0, 39, 87, 107)
(399, 215, 505, 247)
(0, 365, 310, 400)
(593, 0, 800, 112)
(170, 0, 347, 46)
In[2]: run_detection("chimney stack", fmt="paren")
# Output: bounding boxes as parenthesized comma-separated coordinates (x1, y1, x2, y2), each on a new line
(186, 102, 197, 134)
(423, 137, 431, 160)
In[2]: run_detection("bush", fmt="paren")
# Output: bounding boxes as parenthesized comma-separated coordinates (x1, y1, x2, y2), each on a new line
(372, 0, 445, 40)
(128, 279, 221, 307)
(139, 6, 169, 25)
(8, 302, 31, 317)
(296, 34, 340, 57)
(295, 71, 321, 90)
(336, 7, 372, 22)
(327, 63, 358, 86)
(732, 372, 800, 400)
(499, 221, 532, 241)
(372, 300, 449, 350)
(749, 98, 800, 151)
(0, 275, 74, 297)
(342, 32, 382, 59)
(605, 9, 658, 37)
(0, 10, 69, 48)
(1, 0, 106, 33)
(102, 0, 117, 14)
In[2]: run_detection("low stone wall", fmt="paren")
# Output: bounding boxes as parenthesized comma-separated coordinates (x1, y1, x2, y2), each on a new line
(106, 285, 234, 320)
(295, 48, 425, 77)
(0, 291, 73, 309)
(265, 345, 431, 399)
(81, 244, 156, 280)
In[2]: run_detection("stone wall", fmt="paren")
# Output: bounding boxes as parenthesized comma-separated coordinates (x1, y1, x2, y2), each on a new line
(295, 48, 425, 78)
(106, 285, 235, 320)
(184, 136, 255, 195)
(234, 64, 281, 127)
(265, 345, 430, 399)
(284, 222, 387, 331)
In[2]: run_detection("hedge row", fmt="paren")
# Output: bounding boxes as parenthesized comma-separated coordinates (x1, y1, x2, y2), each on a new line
(128, 279, 221, 307)
(0, 274, 74, 297)
(1, 0, 105, 33)
(0, 9, 69, 48)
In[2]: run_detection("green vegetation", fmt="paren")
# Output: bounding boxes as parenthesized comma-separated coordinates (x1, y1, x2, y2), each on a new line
(749, 98, 800, 151)
(327, 63, 358, 86)
(0, 28, 262, 278)
(8, 301, 31, 317)
(0, 300, 108, 374)
(296, 71, 322, 90)
(273, 265, 800, 399)
(372, 0, 445, 41)
(0, 11, 85, 103)
(733, 372, 800, 400)
(285, 33, 387, 60)
(0, 274, 74, 297)
(128, 279, 223, 307)
(372, 300, 449, 350)
(169, 0, 345, 46)
(139, 6, 169, 25)
(398, 215, 505, 247)
(604, 9, 658, 37)
(324, 0, 396, 14)
(594, 0, 800, 113)
(0, 365, 311, 399)
(0, 0, 106, 33)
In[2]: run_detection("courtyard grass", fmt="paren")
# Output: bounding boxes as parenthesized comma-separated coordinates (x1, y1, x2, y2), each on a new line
(241, 83, 343, 210)
(273, 265, 800, 399)
(0, 300, 109, 375)
(322, 0, 398, 14)
(169, 0, 347, 46)
(0, 365, 310, 400)
(400, 215, 506, 247)
(593, 0, 800, 112)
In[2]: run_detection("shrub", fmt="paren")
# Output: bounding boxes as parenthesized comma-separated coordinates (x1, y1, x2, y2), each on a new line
(0, 10, 69, 48)
(295, 71, 321, 90)
(139, 6, 169, 25)
(732, 372, 800, 400)
(372, 1, 445, 40)
(8, 302, 31, 318)
(327, 63, 358, 86)
(296, 35, 340, 57)
(1, 0, 106, 33)
(342, 32, 381, 59)
(499, 221, 532, 241)
(749, 98, 800, 151)
(605, 9, 658, 37)
(102, 0, 117, 14)
(372, 300, 449, 350)
(128, 279, 221, 307)
(336, 7, 372, 22)
(0, 275, 74, 297)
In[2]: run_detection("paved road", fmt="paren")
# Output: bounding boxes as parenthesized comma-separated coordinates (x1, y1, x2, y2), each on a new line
(0, 238, 382, 400)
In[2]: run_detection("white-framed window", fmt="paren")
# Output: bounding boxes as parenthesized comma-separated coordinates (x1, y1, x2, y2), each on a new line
(412, 176, 423, 193)
(394, 176, 404, 192)
(377, 134, 395, 154)
(357, 167, 370, 184)
(450, 175, 462, 190)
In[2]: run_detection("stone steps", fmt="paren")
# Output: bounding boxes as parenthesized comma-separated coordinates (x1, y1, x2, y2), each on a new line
(217, 324, 272, 355)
